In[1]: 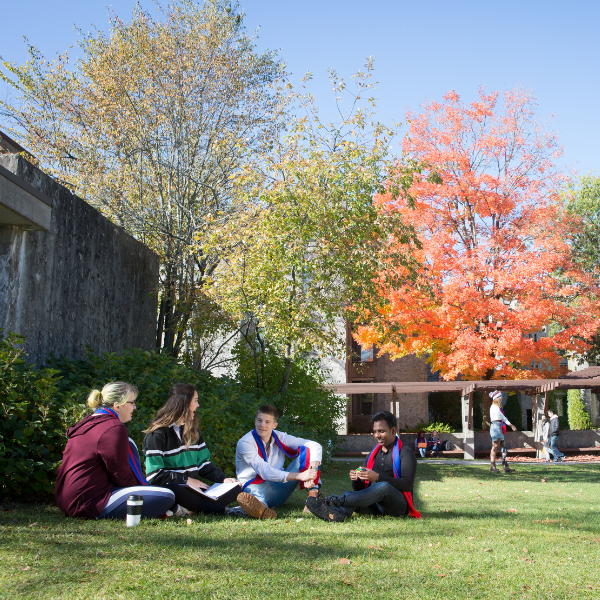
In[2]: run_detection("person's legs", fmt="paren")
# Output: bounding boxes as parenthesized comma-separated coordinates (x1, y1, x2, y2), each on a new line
(490, 440, 501, 471)
(99, 485, 176, 519)
(306, 482, 408, 522)
(550, 435, 564, 461)
(336, 482, 407, 517)
(165, 483, 230, 515)
(418, 448, 426, 458)
(431, 443, 439, 458)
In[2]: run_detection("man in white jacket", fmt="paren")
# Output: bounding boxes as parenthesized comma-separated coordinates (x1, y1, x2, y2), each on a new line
(235, 404, 321, 519)
(489, 390, 517, 473)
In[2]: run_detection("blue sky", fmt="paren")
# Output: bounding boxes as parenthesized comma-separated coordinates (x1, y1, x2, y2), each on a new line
(1, 0, 599, 175)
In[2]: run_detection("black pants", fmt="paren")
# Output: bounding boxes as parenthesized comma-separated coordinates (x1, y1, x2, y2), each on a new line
(338, 481, 408, 517)
(166, 482, 242, 515)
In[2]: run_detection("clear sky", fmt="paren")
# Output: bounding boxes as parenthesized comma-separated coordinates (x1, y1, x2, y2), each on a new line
(1, 0, 599, 176)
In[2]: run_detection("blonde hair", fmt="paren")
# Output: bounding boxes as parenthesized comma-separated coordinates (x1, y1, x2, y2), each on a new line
(87, 381, 138, 410)
(144, 383, 199, 447)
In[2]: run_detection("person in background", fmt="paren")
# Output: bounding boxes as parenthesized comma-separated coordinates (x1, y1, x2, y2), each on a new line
(143, 383, 243, 516)
(427, 430, 441, 458)
(55, 382, 176, 519)
(547, 409, 565, 463)
(489, 390, 517, 473)
(304, 411, 420, 522)
(415, 431, 427, 458)
(541, 414, 552, 462)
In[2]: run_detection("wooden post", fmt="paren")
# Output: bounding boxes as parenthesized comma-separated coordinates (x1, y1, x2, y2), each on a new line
(462, 385, 475, 460)
(532, 389, 549, 458)
(391, 385, 398, 419)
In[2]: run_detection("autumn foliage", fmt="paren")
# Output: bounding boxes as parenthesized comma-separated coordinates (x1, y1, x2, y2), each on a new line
(357, 88, 600, 381)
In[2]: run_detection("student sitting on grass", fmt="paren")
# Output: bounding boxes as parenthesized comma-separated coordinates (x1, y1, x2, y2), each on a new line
(234, 404, 321, 519)
(55, 382, 176, 519)
(143, 383, 243, 517)
(305, 410, 421, 522)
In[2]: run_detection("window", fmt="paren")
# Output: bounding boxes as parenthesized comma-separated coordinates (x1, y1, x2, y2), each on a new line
(352, 393, 373, 415)
(351, 336, 374, 364)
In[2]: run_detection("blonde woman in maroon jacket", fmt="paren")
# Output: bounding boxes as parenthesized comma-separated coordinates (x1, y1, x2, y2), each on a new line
(55, 382, 175, 519)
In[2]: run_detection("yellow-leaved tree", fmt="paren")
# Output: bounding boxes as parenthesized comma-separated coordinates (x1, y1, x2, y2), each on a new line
(0, 0, 287, 360)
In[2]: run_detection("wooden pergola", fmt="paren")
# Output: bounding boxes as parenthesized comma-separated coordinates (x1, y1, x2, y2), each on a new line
(325, 366, 600, 459)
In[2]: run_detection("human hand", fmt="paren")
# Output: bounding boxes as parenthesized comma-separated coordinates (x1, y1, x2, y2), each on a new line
(186, 477, 210, 492)
(349, 469, 359, 481)
(223, 478, 239, 484)
(296, 469, 316, 482)
(511, 425, 517, 431)
(356, 468, 379, 483)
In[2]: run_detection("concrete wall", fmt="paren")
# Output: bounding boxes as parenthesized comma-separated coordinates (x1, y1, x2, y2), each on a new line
(0, 154, 159, 364)
(337, 429, 600, 452)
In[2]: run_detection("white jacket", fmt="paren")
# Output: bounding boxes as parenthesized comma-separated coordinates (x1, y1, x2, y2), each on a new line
(235, 429, 322, 486)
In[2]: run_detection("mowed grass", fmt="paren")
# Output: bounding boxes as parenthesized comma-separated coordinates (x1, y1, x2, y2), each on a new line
(1, 461, 599, 600)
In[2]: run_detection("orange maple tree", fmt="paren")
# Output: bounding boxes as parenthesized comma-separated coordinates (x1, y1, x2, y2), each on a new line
(356, 88, 600, 381)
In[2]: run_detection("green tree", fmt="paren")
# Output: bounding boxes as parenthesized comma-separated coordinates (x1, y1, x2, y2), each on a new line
(0, 0, 287, 360)
(207, 62, 417, 392)
(503, 392, 522, 431)
(566, 174, 600, 363)
(566, 389, 593, 430)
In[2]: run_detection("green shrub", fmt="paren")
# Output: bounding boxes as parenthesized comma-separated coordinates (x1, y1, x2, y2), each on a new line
(233, 342, 345, 455)
(48, 347, 258, 474)
(567, 389, 593, 430)
(503, 392, 522, 431)
(401, 421, 455, 434)
(0, 333, 85, 499)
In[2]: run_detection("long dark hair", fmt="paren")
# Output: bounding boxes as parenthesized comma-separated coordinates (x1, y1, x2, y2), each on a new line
(144, 383, 199, 447)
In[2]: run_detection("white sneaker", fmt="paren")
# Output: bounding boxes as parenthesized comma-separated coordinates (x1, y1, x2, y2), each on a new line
(173, 504, 193, 517)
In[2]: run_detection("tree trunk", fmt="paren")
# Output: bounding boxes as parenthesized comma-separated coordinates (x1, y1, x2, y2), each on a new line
(481, 368, 495, 430)
(279, 341, 293, 395)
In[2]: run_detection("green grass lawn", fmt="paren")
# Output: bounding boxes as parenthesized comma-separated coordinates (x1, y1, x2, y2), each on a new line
(1, 461, 599, 600)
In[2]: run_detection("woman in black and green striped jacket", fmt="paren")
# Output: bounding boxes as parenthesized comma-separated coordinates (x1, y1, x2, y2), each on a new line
(142, 383, 241, 516)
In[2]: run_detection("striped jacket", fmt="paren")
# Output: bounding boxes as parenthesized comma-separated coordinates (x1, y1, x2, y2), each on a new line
(142, 425, 225, 486)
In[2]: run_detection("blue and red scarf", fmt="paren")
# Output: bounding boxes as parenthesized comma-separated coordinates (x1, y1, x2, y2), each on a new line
(365, 436, 421, 519)
(95, 407, 148, 485)
(242, 429, 319, 490)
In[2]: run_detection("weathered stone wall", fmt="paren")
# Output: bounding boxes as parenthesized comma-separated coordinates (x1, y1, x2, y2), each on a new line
(0, 154, 158, 365)
(374, 353, 429, 429)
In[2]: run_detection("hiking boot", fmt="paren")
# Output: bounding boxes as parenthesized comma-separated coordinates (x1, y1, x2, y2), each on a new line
(490, 466, 500, 473)
(503, 465, 516, 473)
(305, 496, 347, 523)
(303, 488, 320, 515)
(236, 492, 277, 520)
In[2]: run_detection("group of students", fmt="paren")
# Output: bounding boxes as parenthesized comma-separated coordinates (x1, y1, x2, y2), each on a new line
(55, 381, 420, 522)
(414, 430, 441, 458)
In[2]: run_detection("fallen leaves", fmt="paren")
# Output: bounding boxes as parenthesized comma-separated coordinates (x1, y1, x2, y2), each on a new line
(339, 558, 351, 565)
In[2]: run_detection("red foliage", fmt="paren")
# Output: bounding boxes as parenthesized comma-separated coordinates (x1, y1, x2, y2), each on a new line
(358, 88, 600, 380)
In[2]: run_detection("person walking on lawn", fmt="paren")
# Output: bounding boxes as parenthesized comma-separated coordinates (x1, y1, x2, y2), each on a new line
(489, 390, 517, 473)
(235, 404, 321, 519)
(547, 409, 565, 462)
(305, 411, 421, 523)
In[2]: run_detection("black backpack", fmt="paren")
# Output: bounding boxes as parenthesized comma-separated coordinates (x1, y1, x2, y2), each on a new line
(442, 440, 452, 451)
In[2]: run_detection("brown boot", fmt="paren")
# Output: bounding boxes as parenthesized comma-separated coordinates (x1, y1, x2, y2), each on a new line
(303, 489, 319, 515)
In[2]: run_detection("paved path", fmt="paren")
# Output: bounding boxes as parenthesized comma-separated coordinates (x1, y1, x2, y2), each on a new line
(332, 457, 598, 465)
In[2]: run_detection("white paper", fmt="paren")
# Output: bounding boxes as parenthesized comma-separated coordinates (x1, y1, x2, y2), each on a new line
(185, 481, 239, 499)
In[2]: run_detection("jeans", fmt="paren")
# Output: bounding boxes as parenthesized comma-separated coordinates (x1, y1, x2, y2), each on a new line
(550, 435, 564, 461)
(337, 481, 408, 518)
(417, 447, 426, 458)
(428, 443, 440, 458)
(244, 456, 301, 508)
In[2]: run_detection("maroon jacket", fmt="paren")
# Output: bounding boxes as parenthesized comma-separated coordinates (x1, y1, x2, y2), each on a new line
(55, 413, 138, 518)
